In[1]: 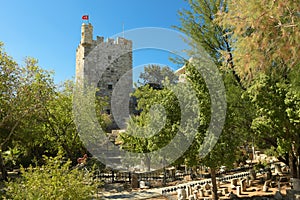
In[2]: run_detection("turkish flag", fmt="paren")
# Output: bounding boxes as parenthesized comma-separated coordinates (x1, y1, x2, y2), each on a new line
(82, 15, 89, 20)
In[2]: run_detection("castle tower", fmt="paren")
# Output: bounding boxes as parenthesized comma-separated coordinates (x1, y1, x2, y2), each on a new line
(76, 23, 133, 131)
(81, 23, 93, 46)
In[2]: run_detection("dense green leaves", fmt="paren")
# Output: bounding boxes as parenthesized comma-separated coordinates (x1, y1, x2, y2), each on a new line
(138, 64, 178, 86)
(245, 69, 300, 177)
(0, 42, 108, 183)
(5, 151, 97, 200)
(118, 83, 182, 170)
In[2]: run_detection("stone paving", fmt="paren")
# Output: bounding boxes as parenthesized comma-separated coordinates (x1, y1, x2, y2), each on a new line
(100, 190, 163, 200)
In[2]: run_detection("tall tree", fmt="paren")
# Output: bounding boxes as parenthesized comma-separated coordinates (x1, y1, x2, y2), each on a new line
(118, 83, 182, 171)
(218, 0, 300, 80)
(219, 0, 300, 178)
(245, 68, 300, 178)
(176, 0, 243, 87)
(41, 80, 86, 163)
(176, 1, 251, 199)
(0, 43, 55, 180)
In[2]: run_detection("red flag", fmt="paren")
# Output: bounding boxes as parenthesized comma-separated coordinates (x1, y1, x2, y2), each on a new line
(82, 15, 89, 20)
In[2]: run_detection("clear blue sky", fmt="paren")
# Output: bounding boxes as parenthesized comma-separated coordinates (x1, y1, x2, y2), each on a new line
(0, 0, 190, 83)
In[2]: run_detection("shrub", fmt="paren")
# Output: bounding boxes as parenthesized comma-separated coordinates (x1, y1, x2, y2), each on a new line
(4, 152, 98, 200)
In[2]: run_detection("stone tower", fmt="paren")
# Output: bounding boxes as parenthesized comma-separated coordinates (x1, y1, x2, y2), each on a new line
(76, 23, 133, 130)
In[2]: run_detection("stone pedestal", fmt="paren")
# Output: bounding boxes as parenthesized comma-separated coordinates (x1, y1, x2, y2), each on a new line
(186, 186, 192, 197)
(248, 180, 253, 187)
(292, 178, 300, 191)
(131, 174, 139, 189)
(177, 188, 187, 200)
(222, 188, 229, 196)
(274, 163, 283, 175)
(139, 180, 150, 189)
(193, 191, 197, 199)
(249, 169, 256, 180)
(199, 188, 204, 197)
(236, 186, 242, 195)
(240, 179, 247, 192)
(231, 178, 238, 189)
(204, 190, 211, 196)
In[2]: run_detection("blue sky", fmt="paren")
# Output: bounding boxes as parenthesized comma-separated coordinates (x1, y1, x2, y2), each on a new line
(0, 0, 190, 84)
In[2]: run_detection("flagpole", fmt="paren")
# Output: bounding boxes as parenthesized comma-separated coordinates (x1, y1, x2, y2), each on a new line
(122, 22, 125, 38)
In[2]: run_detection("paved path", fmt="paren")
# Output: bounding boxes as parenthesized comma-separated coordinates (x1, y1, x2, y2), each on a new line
(100, 190, 163, 200)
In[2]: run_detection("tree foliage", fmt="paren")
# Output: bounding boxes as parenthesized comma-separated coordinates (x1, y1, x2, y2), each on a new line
(118, 83, 182, 171)
(0, 42, 108, 182)
(217, 0, 300, 178)
(0, 43, 56, 180)
(5, 151, 97, 200)
(176, 1, 253, 198)
(138, 64, 178, 86)
(218, 0, 300, 80)
(245, 68, 300, 178)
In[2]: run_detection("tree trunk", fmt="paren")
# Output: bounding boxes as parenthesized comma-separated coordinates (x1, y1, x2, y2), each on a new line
(0, 151, 8, 181)
(145, 155, 151, 172)
(211, 168, 218, 200)
(163, 167, 167, 186)
(289, 151, 298, 178)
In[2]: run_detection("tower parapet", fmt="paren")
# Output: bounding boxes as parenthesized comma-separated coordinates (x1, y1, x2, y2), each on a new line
(81, 23, 93, 46)
(77, 22, 132, 58)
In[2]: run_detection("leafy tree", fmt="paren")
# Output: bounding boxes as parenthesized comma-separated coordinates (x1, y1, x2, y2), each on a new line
(0, 44, 55, 180)
(42, 80, 110, 164)
(4, 151, 97, 200)
(218, 0, 300, 178)
(138, 64, 178, 86)
(175, 1, 252, 199)
(218, 0, 300, 80)
(118, 83, 181, 171)
(183, 59, 249, 199)
(176, 0, 243, 88)
(41, 80, 86, 163)
(245, 68, 300, 178)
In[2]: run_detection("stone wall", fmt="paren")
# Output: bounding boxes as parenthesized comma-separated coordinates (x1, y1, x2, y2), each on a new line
(76, 23, 133, 131)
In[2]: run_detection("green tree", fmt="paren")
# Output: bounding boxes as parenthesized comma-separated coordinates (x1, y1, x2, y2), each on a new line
(245, 69, 300, 178)
(184, 59, 249, 199)
(5, 151, 97, 200)
(118, 83, 181, 171)
(176, 1, 252, 199)
(219, 0, 300, 178)
(138, 64, 178, 86)
(41, 80, 86, 163)
(0, 44, 55, 180)
(176, 0, 243, 87)
(42, 80, 110, 163)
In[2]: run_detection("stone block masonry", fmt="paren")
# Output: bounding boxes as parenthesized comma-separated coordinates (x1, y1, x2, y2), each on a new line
(76, 23, 133, 131)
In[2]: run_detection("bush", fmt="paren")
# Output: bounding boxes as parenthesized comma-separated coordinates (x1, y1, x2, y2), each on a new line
(4, 152, 98, 200)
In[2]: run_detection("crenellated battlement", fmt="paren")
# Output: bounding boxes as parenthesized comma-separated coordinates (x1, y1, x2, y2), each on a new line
(79, 23, 132, 48)
(93, 36, 132, 46)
